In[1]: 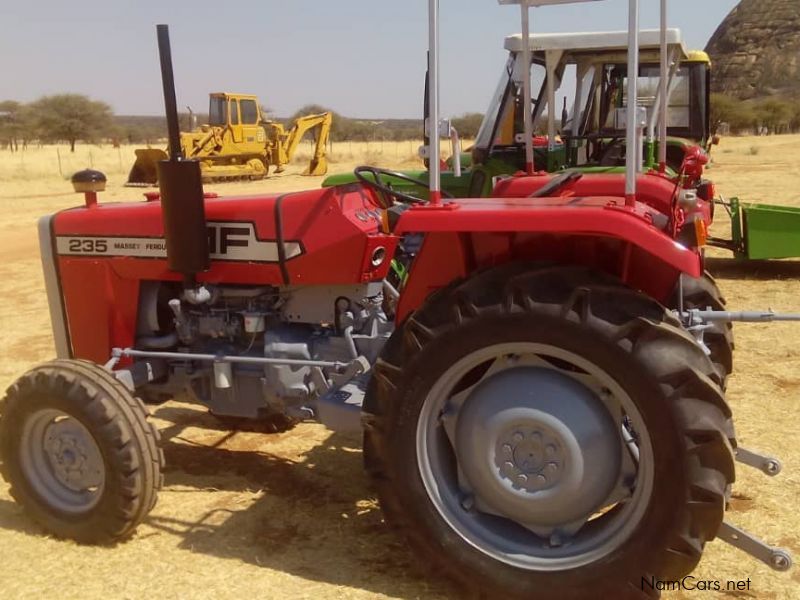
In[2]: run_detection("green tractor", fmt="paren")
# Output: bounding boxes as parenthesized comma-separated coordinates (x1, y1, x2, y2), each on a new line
(324, 28, 712, 198)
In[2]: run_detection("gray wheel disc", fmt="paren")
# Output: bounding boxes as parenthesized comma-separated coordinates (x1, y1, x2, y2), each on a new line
(19, 408, 105, 513)
(416, 342, 655, 571)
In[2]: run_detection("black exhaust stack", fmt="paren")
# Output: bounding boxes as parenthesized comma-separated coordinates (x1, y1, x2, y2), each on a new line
(155, 24, 209, 281)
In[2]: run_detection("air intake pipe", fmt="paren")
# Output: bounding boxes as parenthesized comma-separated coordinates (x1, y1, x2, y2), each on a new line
(155, 24, 209, 281)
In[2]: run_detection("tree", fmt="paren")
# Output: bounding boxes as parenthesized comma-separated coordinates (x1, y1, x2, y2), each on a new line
(755, 98, 793, 134)
(0, 100, 30, 151)
(789, 101, 800, 133)
(29, 94, 113, 152)
(709, 93, 757, 134)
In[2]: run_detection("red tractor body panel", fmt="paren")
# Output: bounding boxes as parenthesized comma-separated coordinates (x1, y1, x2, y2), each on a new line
(394, 196, 701, 322)
(51, 186, 398, 361)
(492, 172, 714, 224)
(48, 182, 702, 360)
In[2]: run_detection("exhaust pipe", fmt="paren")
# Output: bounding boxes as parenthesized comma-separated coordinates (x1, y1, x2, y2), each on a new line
(154, 24, 210, 280)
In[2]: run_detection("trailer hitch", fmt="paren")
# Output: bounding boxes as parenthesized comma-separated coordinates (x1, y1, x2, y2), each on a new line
(718, 522, 793, 572)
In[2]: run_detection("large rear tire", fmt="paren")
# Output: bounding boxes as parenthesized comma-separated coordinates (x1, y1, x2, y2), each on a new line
(364, 265, 735, 599)
(0, 359, 164, 543)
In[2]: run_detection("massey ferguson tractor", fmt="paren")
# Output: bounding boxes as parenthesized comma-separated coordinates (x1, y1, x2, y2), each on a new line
(0, 2, 795, 598)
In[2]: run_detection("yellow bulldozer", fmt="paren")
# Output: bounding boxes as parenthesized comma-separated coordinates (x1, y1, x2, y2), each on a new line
(126, 92, 332, 185)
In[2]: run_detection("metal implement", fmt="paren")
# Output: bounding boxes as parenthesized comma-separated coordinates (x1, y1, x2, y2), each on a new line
(718, 522, 793, 572)
(729, 197, 800, 260)
(736, 447, 782, 476)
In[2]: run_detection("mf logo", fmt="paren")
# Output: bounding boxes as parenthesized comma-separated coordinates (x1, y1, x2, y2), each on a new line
(206, 222, 301, 262)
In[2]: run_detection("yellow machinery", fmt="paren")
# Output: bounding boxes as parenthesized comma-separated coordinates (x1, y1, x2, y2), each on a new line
(127, 92, 332, 185)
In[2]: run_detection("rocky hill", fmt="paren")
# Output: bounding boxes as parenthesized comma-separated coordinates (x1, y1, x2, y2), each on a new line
(705, 0, 800, 99)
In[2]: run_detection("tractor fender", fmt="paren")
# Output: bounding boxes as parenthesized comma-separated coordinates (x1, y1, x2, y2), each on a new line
(394, 197, 702, 322)
(493, 171, 715, 225)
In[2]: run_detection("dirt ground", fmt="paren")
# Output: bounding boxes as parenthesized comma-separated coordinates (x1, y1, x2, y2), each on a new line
(0, 137, 799, 599)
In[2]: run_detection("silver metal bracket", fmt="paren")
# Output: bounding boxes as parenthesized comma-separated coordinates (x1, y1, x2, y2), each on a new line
(329, 356, 370, 387)
(680, 308, 800, 325)
(736, 447, 782, 476)
(717, 522, 792, 572)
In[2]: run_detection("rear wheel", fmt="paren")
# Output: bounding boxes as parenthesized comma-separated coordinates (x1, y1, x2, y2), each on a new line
(0, 359, 163, 543)
(364, 265, 735, 599)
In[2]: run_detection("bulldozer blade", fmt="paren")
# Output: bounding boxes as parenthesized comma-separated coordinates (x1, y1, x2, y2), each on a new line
(303, 156, 329, 176)
(125, 149, 169, 186)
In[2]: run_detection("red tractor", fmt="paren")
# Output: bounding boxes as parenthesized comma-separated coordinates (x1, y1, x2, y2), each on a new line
(0, 5, 792, 599)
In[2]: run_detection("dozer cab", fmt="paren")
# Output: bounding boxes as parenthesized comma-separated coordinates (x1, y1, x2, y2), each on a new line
(127, 92, 332, 185)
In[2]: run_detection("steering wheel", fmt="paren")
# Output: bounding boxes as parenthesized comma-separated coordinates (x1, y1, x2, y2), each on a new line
(354, 165, 453, 209)
(529, 171, 583, 198)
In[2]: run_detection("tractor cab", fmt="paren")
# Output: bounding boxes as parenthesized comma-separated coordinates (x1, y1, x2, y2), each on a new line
(472, 28, 708, 173)
(321, 28, 711, 197)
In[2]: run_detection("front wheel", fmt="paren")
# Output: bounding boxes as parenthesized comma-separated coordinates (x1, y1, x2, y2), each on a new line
(364, 265, 735, 598)
(0, 359, 164, 543)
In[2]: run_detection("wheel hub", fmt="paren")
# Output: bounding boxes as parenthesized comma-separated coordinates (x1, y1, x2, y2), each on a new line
(497, 425, 564, 493)
(44, 425, 101, 491)
(20, 409, 105, 512)
(455, 367, 622, 529)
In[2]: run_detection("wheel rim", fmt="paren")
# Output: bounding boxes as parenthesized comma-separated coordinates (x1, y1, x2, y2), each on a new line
(19, 408, 105, 513)
(416, 342, 654, 571)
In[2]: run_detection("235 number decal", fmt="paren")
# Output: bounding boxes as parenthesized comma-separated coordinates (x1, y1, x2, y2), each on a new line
(68, 239, 108, 253)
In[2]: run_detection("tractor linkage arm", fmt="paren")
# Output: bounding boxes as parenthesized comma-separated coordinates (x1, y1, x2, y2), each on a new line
(681, 309, 800, 324)
(674, 306, 796, 572)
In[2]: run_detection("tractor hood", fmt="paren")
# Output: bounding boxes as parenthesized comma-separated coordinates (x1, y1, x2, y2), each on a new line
(49, 185, 397, 287)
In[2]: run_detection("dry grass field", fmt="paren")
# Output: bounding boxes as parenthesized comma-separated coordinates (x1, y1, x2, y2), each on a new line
(0, 136, 799, 599)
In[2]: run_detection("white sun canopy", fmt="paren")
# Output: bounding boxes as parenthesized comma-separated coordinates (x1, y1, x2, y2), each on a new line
(504, 29, 687, 61)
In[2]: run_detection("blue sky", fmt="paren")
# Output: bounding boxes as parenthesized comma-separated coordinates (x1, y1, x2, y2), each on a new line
(0, 0, 738, 119)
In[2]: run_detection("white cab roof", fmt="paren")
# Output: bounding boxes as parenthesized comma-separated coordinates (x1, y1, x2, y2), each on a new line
(497, 0, 603, 6)
(505, 28, 687, 58)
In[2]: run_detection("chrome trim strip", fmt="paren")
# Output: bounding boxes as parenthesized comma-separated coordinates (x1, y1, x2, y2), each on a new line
(38, 215, 71, 358)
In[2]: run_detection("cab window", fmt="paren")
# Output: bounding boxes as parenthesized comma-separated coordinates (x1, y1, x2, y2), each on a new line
(209, 97, 226, 126)
(240, 99, 259, 125)
(229, 100, 240, 125)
